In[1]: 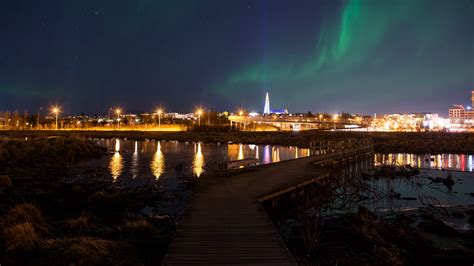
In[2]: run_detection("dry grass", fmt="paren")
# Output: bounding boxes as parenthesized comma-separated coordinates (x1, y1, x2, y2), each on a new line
(66, 212, 93, 230)
(43, 237, 133, 264)
(3, 222, 40, 251)
(2, 203, 47, 234)
(124, 219, 154, 233)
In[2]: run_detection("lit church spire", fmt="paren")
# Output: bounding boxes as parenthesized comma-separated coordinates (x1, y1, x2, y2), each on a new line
(264, 92, 270, 114)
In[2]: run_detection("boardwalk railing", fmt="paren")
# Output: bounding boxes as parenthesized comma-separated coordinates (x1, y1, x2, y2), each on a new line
(309, 138, 374, 164)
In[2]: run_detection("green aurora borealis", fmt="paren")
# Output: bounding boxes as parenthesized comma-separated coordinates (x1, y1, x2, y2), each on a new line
(213, 0, 474, 114)
(0, 0, 473, 114)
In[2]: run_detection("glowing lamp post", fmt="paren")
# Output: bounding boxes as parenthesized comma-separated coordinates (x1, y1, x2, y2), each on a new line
(115, 108, 122, 130)
(333, 114, 339, 129)
(156, 108, 163, 129)
(196, 109, 203, 127)
(51, 106, 60, 130)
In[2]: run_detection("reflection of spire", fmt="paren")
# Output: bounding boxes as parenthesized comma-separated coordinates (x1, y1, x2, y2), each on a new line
(264, 92, 271, 114)
(255, 146, 259, 159)
(151, 141, 165, 179)
(469, 155, 472, 172)
(193, 143, 204, 177)
(295, 147, 298, 159)
(263, 145, 271, 164)
(109, 139, 123, 181)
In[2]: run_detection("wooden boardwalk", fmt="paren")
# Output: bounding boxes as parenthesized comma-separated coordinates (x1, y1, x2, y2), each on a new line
(164, 140, 373, 265)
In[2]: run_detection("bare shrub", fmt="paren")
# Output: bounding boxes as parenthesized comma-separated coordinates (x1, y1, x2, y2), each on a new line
(4, 222, 40, 251)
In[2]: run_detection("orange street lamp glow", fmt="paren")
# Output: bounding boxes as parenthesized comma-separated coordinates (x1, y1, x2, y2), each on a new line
(115, 108, 122, 130)
(51, 106, 61, 130)
(196, 108, 203, 126)
(156, 108, 163, 129)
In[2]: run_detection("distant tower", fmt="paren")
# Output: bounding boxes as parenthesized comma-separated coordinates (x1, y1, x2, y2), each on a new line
(264, 92, 271, 114)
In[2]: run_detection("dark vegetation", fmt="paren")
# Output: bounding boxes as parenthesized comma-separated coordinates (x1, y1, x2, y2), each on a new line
(3, 130, 474, 154)
(264, 163, 474, 265)
(0, 138, 180, 265)
(2, 131, 474, 264)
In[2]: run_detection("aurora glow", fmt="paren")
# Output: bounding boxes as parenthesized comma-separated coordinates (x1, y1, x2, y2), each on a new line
(0, 0, 473, 114)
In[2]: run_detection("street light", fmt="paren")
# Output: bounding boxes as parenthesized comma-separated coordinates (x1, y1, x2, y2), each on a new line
(51, 106, 60, 130)
(115, 108, 122, 130)
(156, 108, 163, 129)
(196, 108, 203, 127)
(238, 109, 244, 116)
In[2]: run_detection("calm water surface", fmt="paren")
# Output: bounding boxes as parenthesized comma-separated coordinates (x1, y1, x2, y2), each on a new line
(93, 139, 310, 188)
(89, 139, 474, 193)
(333, 159, 474, 213)
(374, 153, 474, 172)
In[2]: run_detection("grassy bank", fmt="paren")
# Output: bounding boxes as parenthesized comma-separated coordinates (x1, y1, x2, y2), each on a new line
(0, 137, 186, 265)
(2, 130, 474, 154)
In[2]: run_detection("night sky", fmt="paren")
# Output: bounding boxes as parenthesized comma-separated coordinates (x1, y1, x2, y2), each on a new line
(1, 0, 473, 115)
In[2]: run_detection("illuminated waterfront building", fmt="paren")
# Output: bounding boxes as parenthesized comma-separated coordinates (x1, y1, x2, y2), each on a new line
(448, 91, 474, 122)
(471, 91, 474, 107)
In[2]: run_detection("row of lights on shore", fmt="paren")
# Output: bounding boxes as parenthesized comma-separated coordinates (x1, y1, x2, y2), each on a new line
(48, 105, 342, 121)
(46, 105, 208, 129)
(46, 105, 342, 130)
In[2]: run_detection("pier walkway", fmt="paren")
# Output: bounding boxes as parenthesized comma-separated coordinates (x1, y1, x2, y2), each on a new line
(163, 139, 373, 265)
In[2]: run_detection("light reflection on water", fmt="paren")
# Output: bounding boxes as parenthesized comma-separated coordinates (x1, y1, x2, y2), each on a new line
(109, 139, 123, 180)
(374, 153, 473, 172)
(150, 141, 165, 179)
(331, 158, 474, 213)
(99, 139, 474, 189)
(131, 141, 139, 178)
(96, 139, 310, 187)
(193, 142, 204, 177)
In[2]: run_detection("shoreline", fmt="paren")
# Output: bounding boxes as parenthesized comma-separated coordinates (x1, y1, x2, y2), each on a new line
(2, 130, 474, 154)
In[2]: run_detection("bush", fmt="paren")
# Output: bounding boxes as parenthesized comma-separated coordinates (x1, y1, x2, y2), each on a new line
(66, 212, 94, 231)
(124, 219, 154, 233)
(2, 203, 47, 234)
(3, 222, 40, 251)
(43, 237, 135, 264)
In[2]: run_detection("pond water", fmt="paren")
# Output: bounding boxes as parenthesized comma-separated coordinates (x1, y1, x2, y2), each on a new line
(330, 159, 474, 214)
(92, 139, 310, 188)
(374, 153, 474, 172)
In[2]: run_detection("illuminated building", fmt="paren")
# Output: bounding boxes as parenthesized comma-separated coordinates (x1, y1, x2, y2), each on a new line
(449, 105, 467, 120)
(471, 91, 474, 107)
(263, 92, 288, 115)
(448, 91, 474, 122)
(264, 92, 270, 114)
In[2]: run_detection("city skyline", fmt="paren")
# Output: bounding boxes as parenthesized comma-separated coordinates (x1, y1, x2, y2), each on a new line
(1, 0, 473, 114)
